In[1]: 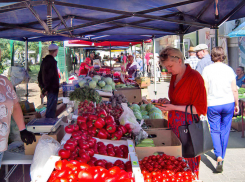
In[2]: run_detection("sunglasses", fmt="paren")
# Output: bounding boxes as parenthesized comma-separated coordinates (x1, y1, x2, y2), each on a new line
(160, 54, 180, 60)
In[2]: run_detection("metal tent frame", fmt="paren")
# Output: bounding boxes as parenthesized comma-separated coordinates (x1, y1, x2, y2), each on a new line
(0, 0, 244, 98)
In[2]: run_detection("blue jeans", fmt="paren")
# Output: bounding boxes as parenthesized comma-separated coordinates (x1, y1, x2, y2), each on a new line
(207, 102, 234, 159)
(46, 92, 58, 118)
(0, 152, 4, 168)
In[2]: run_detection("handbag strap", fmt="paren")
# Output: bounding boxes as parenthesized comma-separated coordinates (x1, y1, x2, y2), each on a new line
(190, 105, 195, 122)
(185, 105, 190, 126)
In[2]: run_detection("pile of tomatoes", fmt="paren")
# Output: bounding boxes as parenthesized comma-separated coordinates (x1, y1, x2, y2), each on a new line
(65, 112, 131, 140)
(48, 160, 135, 182)
(142, 170, 195, 182)
(139, 154, 196, 182)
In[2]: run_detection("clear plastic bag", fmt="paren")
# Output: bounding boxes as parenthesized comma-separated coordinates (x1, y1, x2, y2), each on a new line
(30, 135, 61, 182)
(119, 103, 148, 139)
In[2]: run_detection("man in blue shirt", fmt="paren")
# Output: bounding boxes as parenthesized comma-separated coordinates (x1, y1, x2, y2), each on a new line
(236, 66, 245, 87)
(195, 44, 213, 75)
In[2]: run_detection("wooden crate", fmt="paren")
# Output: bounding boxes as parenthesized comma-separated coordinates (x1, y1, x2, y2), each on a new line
(135, 77, 151, 88)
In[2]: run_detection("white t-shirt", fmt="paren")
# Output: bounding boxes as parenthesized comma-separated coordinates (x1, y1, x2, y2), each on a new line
(202, 62, 236, 107)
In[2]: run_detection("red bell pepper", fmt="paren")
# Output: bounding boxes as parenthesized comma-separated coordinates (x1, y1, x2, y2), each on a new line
(77, 116, 87, 125)
(79, 123, 87, 131)
(124, 124, 131, 132)
(97, 129, 108, 139)
(88, 115, 98, 123)
(86, 121, 94, 129)
(111, 131, 123, 140)
(94, 118, 105, 129)
(105, 115, 115, 125)
(118, 125, 127, 135)
(106, 124, 116, 134)
(98, 109, 107, 118)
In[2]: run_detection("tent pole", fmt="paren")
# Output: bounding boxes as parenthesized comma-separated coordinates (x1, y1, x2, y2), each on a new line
(25, 39, 28, 101)
(142, 40, 144, 77)
(153, 36, 157, 99)
(196, 31, 199, 45)
(179, 34, 184, 53)
(110, 43, 111, 68)
(215, 29, 218, 47)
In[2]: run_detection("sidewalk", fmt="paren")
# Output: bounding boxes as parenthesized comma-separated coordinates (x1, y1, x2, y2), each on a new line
(199, 131, 245, 182)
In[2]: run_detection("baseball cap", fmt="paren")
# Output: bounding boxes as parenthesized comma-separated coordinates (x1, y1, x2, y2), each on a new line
(194, 44, 208, 52)
(48, 44, 59, 51)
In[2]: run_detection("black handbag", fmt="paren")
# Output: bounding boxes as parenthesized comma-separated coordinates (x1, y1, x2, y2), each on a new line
(178, 105, 213, 158)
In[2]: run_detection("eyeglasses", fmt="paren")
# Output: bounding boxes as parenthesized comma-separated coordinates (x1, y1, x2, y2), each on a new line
(160, 53, 180, 60)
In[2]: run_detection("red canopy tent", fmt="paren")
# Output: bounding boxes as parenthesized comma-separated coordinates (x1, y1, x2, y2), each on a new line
(68, 39, 152, 47)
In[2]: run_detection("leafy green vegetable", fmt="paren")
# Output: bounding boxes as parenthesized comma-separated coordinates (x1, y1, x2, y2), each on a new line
(141, 110, 148, 116)
(149, 112, 163, 119)
(69, 86, 102, 104)
(149, 107, 162, 115)
(130, 104, 140, 111)
(134, 110, 142, 120)
(146, 104, 155, 112)
(140, 104, 147, 111)
(89, 80, 97, 88)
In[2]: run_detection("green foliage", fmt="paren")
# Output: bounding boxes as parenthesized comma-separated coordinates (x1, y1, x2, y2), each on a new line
(238, 88, 245, 94)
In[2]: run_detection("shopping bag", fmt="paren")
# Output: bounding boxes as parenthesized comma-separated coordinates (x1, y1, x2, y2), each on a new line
(178, 105, 213, 158)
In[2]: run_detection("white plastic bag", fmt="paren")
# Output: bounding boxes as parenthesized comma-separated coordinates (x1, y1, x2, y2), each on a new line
(119, 103, 148, 139)
(30, 135, 61, 182)
(8, 66, 30, 86)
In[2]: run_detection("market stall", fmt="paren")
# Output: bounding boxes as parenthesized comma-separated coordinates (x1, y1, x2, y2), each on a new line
(0, 0, 245, 181)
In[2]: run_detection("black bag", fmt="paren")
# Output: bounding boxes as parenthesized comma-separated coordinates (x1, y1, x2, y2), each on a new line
(178, 105, 213, 158)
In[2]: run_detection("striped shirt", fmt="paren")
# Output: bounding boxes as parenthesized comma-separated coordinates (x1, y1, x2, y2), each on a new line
(184, 56, 199, 70)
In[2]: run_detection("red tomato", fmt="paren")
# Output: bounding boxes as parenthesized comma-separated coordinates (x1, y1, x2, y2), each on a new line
(64, 143, 76, 152)
(79, 163, 90, 170)
(108, 166, 121, 176)
(145, 173, 152, 179)
(144, 178, 152, 182)
(58, 149, 71, 159)
(65, 125, 74, 134)
(77, 170, 93, 182)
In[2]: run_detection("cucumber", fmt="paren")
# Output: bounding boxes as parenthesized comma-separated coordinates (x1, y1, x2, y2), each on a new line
(141, 139, 154, 144)
(136, 143, 155, 147)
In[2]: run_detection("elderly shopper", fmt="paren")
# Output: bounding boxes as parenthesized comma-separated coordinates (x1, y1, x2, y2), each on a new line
(202, 47, 239, 173)
(184, 47, 199, 70)
(195, 44, 213, 74)
(159, 47, 207, 178)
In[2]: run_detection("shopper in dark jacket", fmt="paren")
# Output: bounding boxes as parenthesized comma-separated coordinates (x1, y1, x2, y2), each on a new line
(38, 44, 59, 118)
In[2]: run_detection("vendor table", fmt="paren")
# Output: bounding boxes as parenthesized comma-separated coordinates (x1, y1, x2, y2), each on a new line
(240, 98, 245, 138)
(2, 151, 33, 182)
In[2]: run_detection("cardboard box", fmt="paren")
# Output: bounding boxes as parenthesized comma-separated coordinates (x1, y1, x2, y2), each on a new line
(19, 101, 35, 113)
(23, 112, 41, 124)
(135, 129, 182, 159)
(114, 88, 142, 103)
(231, 120, 242, 132)
(144, 119, 168, 129)
(136, 77, 150, 88)
(24, 125, 65, 155)
(141, 88, 150, 99)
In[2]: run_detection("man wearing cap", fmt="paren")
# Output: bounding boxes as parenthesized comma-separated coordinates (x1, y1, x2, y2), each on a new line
(195, 44, 213, 74)
(184, 47, 199, 70)
(38, 44, 60, 118)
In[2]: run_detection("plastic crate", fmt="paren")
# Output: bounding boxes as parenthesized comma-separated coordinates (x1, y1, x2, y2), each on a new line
(62, 84, 75, 92)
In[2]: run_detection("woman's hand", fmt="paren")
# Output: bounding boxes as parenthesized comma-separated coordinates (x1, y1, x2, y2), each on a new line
(234, 105, 239, 114)
(160, 104, 175, 111)
(158, 98, 170, 104)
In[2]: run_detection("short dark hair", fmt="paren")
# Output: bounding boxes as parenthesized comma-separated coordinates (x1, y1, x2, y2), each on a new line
(239, 66, 244, 72)
(211, 47, 226, 62)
